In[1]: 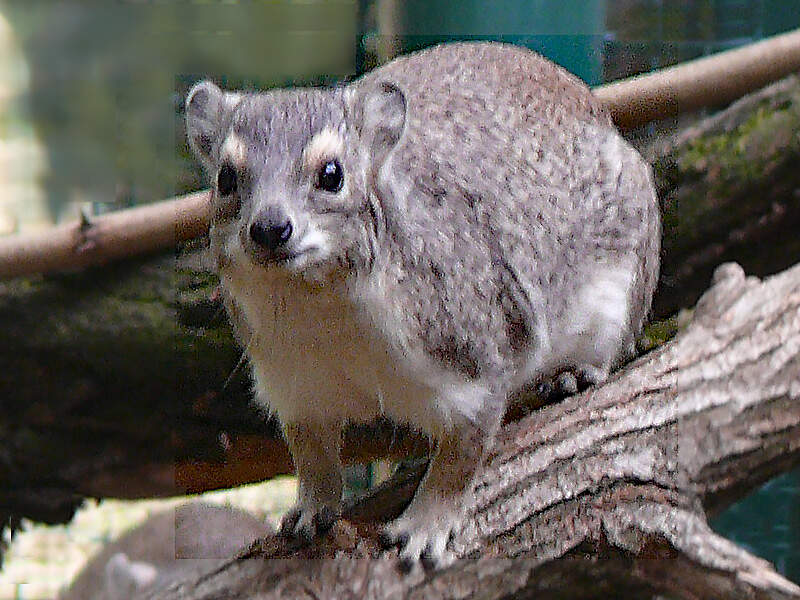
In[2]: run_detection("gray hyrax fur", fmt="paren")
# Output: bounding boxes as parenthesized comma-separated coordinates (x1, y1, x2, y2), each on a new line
(185, 42, 661, 568)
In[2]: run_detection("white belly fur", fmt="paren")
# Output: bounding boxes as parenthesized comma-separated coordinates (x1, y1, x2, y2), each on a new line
(223, 267, 448, 429)
(223, 260, 635, 431)
(542, 262, 636, 375)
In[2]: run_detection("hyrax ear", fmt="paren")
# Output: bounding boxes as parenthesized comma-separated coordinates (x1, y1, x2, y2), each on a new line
(352, 81, 407, 159)
(185, 80, 229, 167)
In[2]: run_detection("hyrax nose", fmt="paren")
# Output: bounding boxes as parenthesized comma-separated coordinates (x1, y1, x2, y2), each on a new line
(249, 207, 293, 252)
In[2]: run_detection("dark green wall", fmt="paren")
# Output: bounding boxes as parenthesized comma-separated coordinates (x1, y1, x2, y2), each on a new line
(401, 0, 606, 85)
(764, 0, 800, 34)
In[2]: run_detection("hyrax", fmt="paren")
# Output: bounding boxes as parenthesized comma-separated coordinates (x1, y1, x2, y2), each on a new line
(185, 42, 661, 568)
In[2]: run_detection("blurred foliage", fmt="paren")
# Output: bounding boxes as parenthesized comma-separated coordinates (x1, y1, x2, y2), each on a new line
(638, 309, 692, 352)
(1, 1, 358, 220)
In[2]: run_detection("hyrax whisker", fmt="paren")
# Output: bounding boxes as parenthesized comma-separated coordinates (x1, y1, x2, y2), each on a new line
(221, 348, 250, 393)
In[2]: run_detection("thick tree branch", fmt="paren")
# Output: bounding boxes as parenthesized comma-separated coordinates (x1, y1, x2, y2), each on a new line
(136, 261, 799, 599)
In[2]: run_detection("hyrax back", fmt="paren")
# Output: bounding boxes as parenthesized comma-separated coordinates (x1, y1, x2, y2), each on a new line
(185, 42, 660, 569)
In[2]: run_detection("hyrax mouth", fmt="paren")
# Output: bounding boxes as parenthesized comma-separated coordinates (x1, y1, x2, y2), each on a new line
(248, 245, 300, 267)
(249, 243, 323, 272)
(239, 214, 329, 273)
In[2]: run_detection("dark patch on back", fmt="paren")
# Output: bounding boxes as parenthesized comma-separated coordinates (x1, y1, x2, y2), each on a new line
(195, 133, 212, 157)
(485, 231, 534, 354)
(432, 186, 447, 207)
(497, 269, 532, 353)
(424, 333, 482, 380)
(463, 191, 479, 211)
(430, 261, 444, 280)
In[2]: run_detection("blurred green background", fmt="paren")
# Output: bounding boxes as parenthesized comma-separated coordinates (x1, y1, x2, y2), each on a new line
(0, 1, 359, 230)
(0, 0, 797, 586)
(2, 0, 800, 229)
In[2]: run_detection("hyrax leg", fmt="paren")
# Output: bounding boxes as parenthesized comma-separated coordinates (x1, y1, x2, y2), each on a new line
(279, 420, 343, 542)
(381, 392, 505, 569)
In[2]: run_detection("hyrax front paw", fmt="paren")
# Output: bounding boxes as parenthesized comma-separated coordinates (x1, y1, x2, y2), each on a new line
(279, 421, 343, 544)
(279, 501, 339, 544)
(380, 508, 459, 571)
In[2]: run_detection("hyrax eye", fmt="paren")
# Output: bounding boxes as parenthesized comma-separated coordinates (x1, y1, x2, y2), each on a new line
(316, 159, 344, 193)
(217, 164, 238, 196)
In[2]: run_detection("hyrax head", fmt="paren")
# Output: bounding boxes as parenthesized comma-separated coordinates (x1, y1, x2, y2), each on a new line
(185, 80, 406, 281)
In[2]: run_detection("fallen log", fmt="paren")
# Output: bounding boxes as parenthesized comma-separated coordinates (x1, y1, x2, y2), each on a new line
(137, 261, 800, 599)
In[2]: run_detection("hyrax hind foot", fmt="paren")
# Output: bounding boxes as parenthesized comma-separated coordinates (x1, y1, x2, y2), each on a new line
(538, 364, 609, 401)
(381, 397, 505, 571)
(279, 502, 339, 544)
(380, 500, 459, 571)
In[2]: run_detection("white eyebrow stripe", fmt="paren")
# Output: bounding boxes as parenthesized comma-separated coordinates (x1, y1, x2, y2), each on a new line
(303, 128, 344, 169)
(220, 133, 247, 166)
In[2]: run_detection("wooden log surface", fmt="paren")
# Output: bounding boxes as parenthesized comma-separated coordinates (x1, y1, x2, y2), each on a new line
(136, 260, 800, 600)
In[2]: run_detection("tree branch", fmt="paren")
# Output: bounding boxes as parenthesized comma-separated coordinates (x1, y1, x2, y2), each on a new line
(0, 190, 210, 279)
(594, 27, 800, 129)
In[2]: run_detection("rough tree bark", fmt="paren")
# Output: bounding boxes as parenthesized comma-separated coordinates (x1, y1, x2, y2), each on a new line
(131, 260, 800, 600)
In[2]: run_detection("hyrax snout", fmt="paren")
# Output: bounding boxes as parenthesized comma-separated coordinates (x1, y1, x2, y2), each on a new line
(186, 41, 661, 569)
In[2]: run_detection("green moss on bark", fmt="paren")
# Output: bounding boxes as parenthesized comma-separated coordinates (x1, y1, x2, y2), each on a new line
(653, 76, 800, 316)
